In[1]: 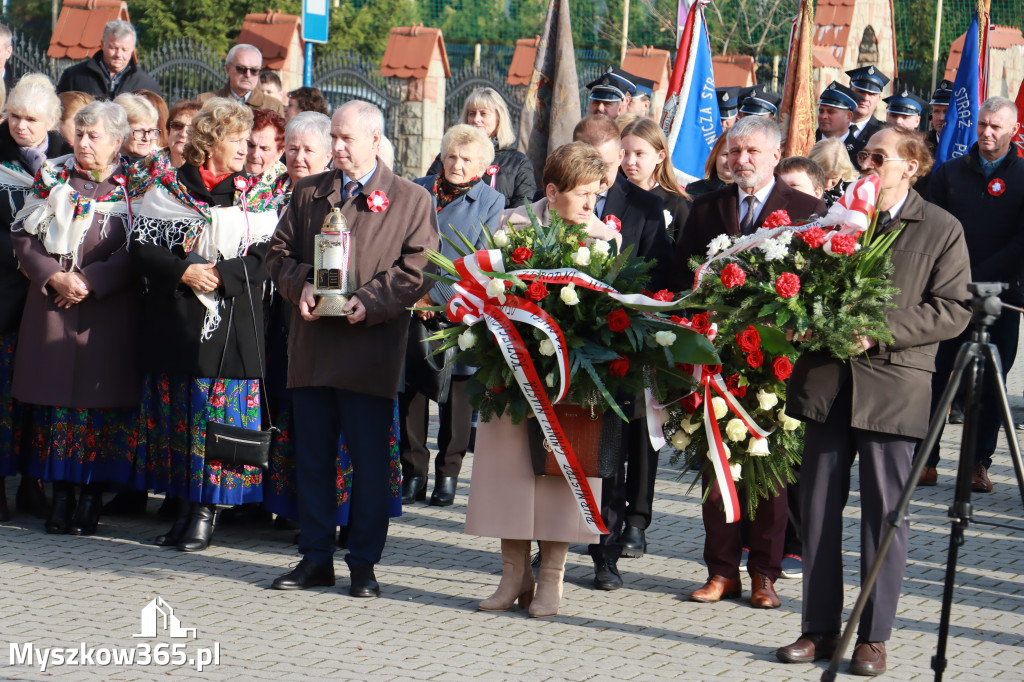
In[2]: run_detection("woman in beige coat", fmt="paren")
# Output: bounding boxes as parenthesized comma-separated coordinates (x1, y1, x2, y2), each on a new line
(465, 142, 621, 617)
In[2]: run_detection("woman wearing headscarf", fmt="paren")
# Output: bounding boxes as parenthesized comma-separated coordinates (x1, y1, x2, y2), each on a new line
(131, 97, 277, 551)
(0, 74, 70, 522)
(401, 124, 504, 506)
(12, 100, 140, 535)
(426, 87, 535, 209)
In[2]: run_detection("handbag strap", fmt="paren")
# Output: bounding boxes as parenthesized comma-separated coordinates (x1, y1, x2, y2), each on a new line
(239, 260, 276, 431)
(214, 301, 235, 380)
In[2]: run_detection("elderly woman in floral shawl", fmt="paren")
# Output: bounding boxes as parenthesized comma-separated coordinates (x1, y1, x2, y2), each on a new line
(12, 100, 139, 537)
(130, 97, 277, 553)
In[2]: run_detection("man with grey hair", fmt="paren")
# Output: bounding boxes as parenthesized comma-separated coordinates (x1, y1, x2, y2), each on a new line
(0, 24, 12, 92)
(198, 44, 283, 115)
(267, 100, 437, 597)
(669, 116, 825, 610)
(921, 95, 1024, 492)
(56, 20, 160, 99)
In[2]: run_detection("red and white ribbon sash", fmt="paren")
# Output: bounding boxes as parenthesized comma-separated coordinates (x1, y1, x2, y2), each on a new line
(446, 250, 604, 534)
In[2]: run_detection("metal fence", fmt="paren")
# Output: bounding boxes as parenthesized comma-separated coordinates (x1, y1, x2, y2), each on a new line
(140, 39, 224, 105)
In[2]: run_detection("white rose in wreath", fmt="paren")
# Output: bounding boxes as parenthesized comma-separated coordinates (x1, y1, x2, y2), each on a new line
(707, 233, 731, 257)
(655, 330, 677, 347)
(756, 389, 779, 410)
(574, 246, 592, 266)
(457, 329, 477, 351)
(670, 430, 691, 449)
(592, 239, 611, 257)
(538, 339, 556, 356)
(680, 416, 701, 434)
(724, 418, 747, 442)
(560, 283, 580, 306)
(729, 461, 742, 481)
(485, 277, 506, 302)
(747, 436, 770, 456)
(711, 397, 728, 420)
(493, 230, 510, 247)
(545, 372, 555, 387)
(778, 407, 801, 431)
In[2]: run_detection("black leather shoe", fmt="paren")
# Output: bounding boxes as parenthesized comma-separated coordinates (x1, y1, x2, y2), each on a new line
(155, 501, 190, 546)
(176, 503, 216, 552)
(0, 478, 10, 522)
(593, 557, 623, 590)
(219, 502, 272, 525)
(271, 558, 336, 590)
(101, 490, 148, 516)
(45, 483, 75, 534)
(17, 476, 50, 518)
(156, 496, 182, 520)
(274, 515, 300, 530)
(429, 477, 457, 507)
(619, 525, 647, 558)
(337, 525, 349, 549)
(70, 489, 102, 536)
(401, 476, 427, 504)
(349, 564, 380, 598)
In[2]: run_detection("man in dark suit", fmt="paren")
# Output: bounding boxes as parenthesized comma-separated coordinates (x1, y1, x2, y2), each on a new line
(572, 115, 673, 590)
(669, 116, 826, 609)
(267, 100, 437, 597)
(814, 81, 865, 165)
(847, 65, 889, 145)
(198, 44, 284, 115)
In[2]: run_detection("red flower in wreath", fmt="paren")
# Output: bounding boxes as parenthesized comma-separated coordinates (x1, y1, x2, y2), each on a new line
(799, 226, 829, 248)
(680, 391, 703, 413)
(367, 190, 389, 212)
(525, 281, 548, 301)
(690, 311, 711, 335)
(603, 214, 622, 232)
(774, 272, 801, 299)
(725, 374, 747, 399)
(988, 178, 1006, 196)
(762, 209, 792, 229)
(746, 349, 764, 369)
(735, 326, 761, 353)
(510, 247, 532, 264)
(606, 308, 631, 332)
(720, 263, 747, 289)
(608, 354, 630, 377)
(772, 356, 793, 381)
(829, 233, 858, 255)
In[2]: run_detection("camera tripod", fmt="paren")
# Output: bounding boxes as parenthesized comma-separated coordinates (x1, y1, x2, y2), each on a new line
(822, 283, 1024, 682)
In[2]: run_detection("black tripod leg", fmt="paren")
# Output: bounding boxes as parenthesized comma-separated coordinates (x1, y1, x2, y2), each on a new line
(821, 343, 977, 682)
(981, 344, 1024, 505)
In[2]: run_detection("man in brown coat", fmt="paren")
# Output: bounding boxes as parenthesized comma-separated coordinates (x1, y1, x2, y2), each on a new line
(266, 100, 438, 597)
(198, 44, 283, 115)
(777, 128, 971, 676)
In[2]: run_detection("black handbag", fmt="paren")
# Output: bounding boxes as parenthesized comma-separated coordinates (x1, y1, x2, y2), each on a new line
(526, 403, 621, 478)
(404, 315, 458, 404)
(204, 263, 276, 471)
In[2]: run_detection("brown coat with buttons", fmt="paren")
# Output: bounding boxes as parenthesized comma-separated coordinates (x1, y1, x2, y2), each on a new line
(785, 189, 972, 439)
(266, 161, 438, 399)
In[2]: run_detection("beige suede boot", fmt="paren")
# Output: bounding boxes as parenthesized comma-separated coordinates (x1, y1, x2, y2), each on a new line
(478, 539, 535, 611)
(529, 541, 569, 617)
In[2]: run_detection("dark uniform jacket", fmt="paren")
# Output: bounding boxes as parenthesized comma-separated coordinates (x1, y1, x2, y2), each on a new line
(786, 190, 972, 439)
(56, 51, 161, 100)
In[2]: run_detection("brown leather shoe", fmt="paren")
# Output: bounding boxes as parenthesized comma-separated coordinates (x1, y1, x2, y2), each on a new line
(850, 640, 886, 676)
(776, 632, 839, 663)
(689, 575, 742, 603)
(972, 464, 993, 493)
(918, 466, 938, 486)
(750, 572, 781, 608)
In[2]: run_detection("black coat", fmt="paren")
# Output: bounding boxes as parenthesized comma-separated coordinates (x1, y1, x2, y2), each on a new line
(650, 184, 691, 243)
(928, 143, 1024, 305)
(56, 51, 162, 100)
(685, 175, 727, 198)
(669, 178, 827, 291)
(0, 125, 71, 334)
(131, 164, 268, 379)
(426, 141, 536, 210)
(603, 174, 672, 291)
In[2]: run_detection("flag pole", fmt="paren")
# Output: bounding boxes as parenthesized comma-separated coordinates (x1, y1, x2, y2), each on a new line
(930, 0, 944, 94)
(621, 0, 630, 64)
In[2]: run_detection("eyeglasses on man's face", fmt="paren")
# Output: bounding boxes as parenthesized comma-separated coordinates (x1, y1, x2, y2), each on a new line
(131, 128, 161, 141)
(231, 64, 260, 76)
(857, 150, 906, 168)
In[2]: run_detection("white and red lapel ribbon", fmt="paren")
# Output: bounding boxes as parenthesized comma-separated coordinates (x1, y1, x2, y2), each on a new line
(686, 363, 773, 524)
(447, 250, 603, 534)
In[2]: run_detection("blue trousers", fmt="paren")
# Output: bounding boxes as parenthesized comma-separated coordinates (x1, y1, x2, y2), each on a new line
(293, 387, 394, 568)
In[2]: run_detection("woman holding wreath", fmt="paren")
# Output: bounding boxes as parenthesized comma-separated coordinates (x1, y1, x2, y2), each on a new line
(12, 100, 139, 536)
(131, 97, 277, 552)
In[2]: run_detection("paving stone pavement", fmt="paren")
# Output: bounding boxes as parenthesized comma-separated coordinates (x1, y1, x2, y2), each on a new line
(3, 333, 1024, 681)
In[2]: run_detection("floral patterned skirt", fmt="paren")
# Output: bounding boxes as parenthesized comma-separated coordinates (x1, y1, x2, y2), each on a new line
(263, 394, 403, 524)
(23, 404, 140, 485)
(0, 333, 28, 478)
(139, 373, 263, 505)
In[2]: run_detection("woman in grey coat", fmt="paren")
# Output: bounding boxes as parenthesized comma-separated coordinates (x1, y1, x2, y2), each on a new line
(401, 124, 504, 506)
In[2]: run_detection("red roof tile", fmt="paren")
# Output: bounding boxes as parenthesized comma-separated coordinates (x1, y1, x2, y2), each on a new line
(813, 0, 854, 50)
(508, 36, 539, 86)
(813, 47, 843, 70)
(380, 25, 451, 79)
(945, 25, 1024, 80)
(622, 46, 671, 90)
(712, 55, 757, 88)
(237, 10, 300, 71)
(48, 0, 130, 60)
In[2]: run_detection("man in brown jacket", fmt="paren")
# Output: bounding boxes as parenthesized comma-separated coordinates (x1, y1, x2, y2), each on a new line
(198, 44, 283, 115)
(266, 100, 438, 597)
(777, 127, 971, 676)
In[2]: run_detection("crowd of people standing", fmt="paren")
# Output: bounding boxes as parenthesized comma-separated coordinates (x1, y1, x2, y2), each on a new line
(1, 17, 1020, 678)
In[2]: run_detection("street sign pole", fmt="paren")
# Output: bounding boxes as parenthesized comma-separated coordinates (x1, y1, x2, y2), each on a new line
(302, 0, 329, 88)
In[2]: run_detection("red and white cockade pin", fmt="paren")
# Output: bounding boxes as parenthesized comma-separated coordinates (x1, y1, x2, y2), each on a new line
(988, 178, 1005, 197)
(603, 214, 622, 232)
(234, 175, 254, 192)
(367, 190, 389, 212)
(485, 165, 499, 188)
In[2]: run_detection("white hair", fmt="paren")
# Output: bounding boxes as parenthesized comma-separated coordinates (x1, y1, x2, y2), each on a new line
(980, 96, 1018, 118)
(75, 100, 130, 143)
(3, 73, 61, 126)
(225, 44, 262, 68)
(728, 115, 782, 150)
(335, 100, 384, 139)
(0, 24, 12, 50)
(285, 111, 331, 155)
(113, 93, 158, 124)
(102, 20, 136, 45)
